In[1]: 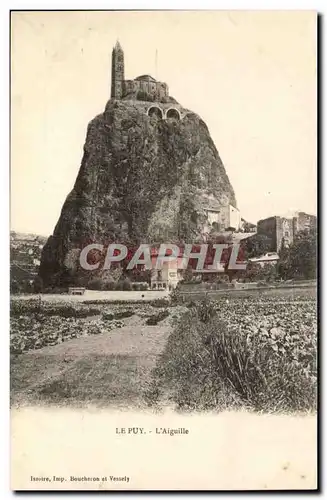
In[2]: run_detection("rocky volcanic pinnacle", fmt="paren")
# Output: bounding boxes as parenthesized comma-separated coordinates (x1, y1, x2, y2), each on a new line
(39, 98, 237, 287)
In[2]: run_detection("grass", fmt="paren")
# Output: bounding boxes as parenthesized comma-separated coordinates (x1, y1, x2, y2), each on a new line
(35, 355, 139, 404)
(10, 320, 172, 408)
(11, 353, 142, 407)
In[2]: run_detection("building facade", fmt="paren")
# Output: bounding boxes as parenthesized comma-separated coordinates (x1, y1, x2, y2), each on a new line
(292, 212, 317, 233)
(205, 204, 241, 232)
(150, 254, 184, 290)
(111, 41, 169, 102)
(257, 212, 316, 253)
(257, 216, 294, 252)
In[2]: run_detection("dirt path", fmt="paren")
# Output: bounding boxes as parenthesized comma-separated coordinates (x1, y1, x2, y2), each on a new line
(11, 321, 172, 409)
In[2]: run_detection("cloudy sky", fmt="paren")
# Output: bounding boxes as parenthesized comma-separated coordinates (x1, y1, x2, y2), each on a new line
(11, 10, 316, 235)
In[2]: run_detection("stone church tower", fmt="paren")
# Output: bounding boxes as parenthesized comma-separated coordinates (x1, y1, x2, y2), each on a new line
(111, 40, 125, 99)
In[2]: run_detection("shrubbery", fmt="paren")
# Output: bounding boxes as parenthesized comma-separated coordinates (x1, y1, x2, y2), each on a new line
(146, 309, 169, 325)
(131, 282, 149, 291)
(151, 297, 170, 308)
(10, 280, 34, 294)
(87, 277, 145, 291)
(102, 280, 116, 291)
(103, 309, 134, 320)
(88, 278, 103, 290)
(120, 278, 132, 291)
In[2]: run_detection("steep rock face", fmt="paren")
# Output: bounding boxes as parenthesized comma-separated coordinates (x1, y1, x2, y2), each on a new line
(39, 99, 237, 286)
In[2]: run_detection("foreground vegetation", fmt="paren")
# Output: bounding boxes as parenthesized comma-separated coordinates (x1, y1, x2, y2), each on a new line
(148, 293, 317, 413)
(10, 287, 317, 413)
(10, 298, 171, 355)
(10, 298, 174, 408)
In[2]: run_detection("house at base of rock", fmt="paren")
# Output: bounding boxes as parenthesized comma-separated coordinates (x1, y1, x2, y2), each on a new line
(150, 250, 185, 290)
(204, 203, 241, 233)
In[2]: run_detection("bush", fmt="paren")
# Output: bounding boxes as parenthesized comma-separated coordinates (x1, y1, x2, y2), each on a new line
(132, 282, 149, 291)
(114, 279, 132, 291)
(100, 308, 135, 321)
(33, 277, 44, 293)
(197, 299, 217, 323)
(122, 278, 132, 291)
(102, 309, 134, 321)
(146, 309, 169, 325)
(10, 280, 21, 294)
(102, 311, 114, 321)
(88, 278, 103, 290)
(170, 288, 179, 305)
(113, 309, 134, 319)
(257, 281, 268, 288)
(152, 298, 170, 308)
(102, 279, 116, 291)
(10, 279, 33, 294)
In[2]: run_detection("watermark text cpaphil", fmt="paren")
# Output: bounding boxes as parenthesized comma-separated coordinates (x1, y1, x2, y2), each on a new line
(78, 243, 246, 271)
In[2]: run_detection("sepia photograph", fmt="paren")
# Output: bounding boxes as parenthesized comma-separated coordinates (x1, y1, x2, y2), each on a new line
(10, 9, 317, 491)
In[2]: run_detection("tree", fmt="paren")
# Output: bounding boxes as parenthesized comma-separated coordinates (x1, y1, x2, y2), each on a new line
(10, 279, 20, 294)
(116, 278, 132, 291)
(242, 234, 272, 259)
(243, 262, 262, 282)
(131, 268, 151, 284)
(33, 276, 43, 293)
(88, 278, 103, 290)
(102, 279, 116, 290)
(182, 267, 194, 283)
(278, 229, 316, 280)
(276, 238, 290, 280)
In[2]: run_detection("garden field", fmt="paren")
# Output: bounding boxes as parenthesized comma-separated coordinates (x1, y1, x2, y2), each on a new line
(10, 286, 317, 413)
(151, 288, 317, 413)
(10, 296, 178, 408)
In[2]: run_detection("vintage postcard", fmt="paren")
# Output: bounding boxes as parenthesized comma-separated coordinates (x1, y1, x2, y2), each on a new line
(10, 10, 317, 491)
